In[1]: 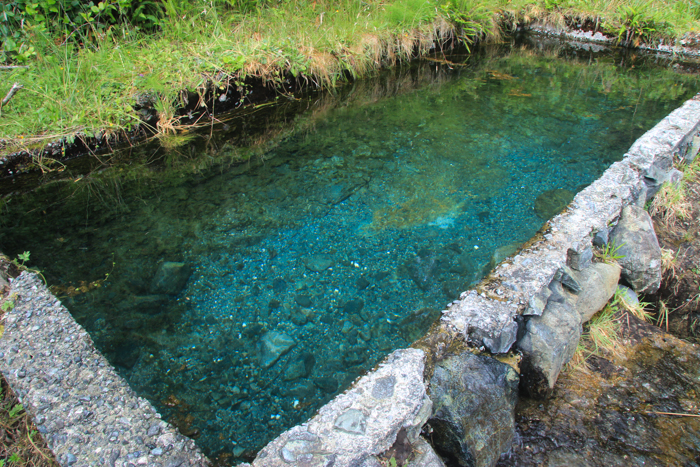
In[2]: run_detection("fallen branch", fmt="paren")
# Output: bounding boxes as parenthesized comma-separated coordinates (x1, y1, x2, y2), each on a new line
(1, 82, 23, 108)
(647, 411, 700, 418)
(0, 65, 29, 70)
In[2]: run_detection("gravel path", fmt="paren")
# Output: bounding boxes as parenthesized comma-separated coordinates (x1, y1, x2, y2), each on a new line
(0, 272, 210, 467)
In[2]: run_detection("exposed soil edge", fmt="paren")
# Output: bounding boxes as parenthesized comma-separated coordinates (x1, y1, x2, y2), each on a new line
(2, 22, 699, 179)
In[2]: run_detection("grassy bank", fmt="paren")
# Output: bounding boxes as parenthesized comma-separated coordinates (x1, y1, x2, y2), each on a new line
(1, 0, 699, 159)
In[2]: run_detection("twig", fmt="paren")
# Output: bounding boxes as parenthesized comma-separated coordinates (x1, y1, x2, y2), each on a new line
(647, 411, 700, 418)
(1, 82, 23, 108)
(0, 65, 29, 70)
(25, 416, 54, 462)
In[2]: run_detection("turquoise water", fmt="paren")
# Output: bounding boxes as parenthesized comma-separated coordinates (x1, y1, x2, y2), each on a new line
(1, 42, 698, 463)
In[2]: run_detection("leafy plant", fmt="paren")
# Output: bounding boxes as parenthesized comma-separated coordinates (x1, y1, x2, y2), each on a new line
(595, 242, 625, 264)
(613, 1, 670, 46)
(1, 298, 14, 312)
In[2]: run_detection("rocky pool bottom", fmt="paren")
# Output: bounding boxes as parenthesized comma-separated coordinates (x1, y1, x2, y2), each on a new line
(1, 42, 700, 466)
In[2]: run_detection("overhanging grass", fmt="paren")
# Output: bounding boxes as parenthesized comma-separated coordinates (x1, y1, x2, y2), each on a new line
(0, 0, 699, 157)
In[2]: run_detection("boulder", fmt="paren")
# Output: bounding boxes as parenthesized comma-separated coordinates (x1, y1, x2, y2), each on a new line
(573, 262, 621, 323)
(406, 437, 446, 467)
(150, 262, 192, 295)
(518, 299, 582, 400)
(259, 332, 296, 369)
(566, 242, 593, 271)
(642, 154, 674, 201)
(609, 205, 662, 294)
(428, 351, 519, 467)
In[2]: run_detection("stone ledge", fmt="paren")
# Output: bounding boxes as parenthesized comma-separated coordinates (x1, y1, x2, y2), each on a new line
(0, 273, 209, 467)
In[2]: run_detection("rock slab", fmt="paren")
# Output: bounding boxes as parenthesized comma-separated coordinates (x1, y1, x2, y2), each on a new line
(259, 332, 296, 369)
(610, 205, 662, 294)
(428, 351, 519, 467)
(518, 299, 582, 400)
(150, 261, 192, 295)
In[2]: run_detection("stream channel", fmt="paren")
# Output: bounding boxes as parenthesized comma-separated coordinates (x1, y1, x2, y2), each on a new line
(1, 38, 699, 463)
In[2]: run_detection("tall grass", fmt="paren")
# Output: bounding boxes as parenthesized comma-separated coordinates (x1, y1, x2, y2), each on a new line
(0, 0, 699, 154)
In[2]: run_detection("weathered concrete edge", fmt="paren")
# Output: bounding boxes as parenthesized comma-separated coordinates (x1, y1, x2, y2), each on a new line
(442, 94, 700, 352)
(527, 22, 700, 58)
(0, 273, 210, 467)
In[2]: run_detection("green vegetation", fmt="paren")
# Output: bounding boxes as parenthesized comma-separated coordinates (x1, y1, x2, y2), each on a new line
(0, 0, 699, 158)
(0, 376, 57, 466)
(569, 288, 652, 370)
(595, 241, 625, 264)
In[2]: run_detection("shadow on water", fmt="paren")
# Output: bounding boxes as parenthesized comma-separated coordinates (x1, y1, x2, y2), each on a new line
(1, 38, 699, 463)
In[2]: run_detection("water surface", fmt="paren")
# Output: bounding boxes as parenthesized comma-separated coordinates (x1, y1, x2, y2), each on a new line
(1, 41, 698, 463)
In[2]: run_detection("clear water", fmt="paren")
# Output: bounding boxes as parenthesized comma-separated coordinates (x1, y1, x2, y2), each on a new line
(1, 41, 698, 463)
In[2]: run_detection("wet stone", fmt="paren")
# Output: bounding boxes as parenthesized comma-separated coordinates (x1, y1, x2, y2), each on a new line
(294, 295, 312, 308)
(304, 254, 334, 272)
(259, 332, 296, 369)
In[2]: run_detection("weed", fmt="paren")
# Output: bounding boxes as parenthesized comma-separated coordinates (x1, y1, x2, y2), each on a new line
(0, 375, 58, 466)
(586, 303, 623, 357)
(661, 247, 680, 280)
(595, 242, 625, 264)
(656, 300, 671, 331)
(650, 180, 690, 228)
(615, 288, 653, 322)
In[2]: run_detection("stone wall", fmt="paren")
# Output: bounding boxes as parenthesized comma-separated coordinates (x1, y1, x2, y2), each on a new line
(1, 94, 700, 467)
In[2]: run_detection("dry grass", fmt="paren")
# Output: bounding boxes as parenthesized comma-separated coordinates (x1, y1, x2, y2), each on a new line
(0, 375, 58, 466)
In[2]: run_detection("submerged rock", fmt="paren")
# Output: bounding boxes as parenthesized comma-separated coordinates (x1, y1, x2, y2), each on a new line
(259, 332, 296, 369)
(304, 254, 335, 272)
(610, 205, 662, 294)
(150, 261, 192, 295)
(399, 308, 441, 343)
(404, 251, 440, 291)
(118, 294, 168, 314)
(428, 351, 519, 467)
(283, 352, 316, 381)
(533, 188, 574, 219)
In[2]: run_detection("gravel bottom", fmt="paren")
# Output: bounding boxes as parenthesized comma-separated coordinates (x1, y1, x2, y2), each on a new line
(0, 272, 210, 467)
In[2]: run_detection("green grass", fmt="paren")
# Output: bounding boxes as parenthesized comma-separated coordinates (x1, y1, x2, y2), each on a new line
(0, 373, 58, 466)
(0, 0, 699, 157)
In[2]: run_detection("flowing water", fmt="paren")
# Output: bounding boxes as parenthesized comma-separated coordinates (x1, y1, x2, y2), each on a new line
(1, 40, 699, 463)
